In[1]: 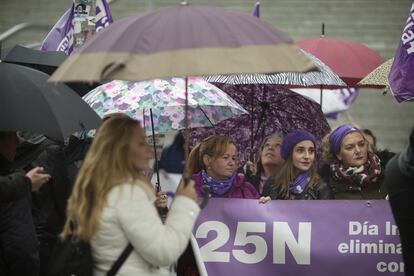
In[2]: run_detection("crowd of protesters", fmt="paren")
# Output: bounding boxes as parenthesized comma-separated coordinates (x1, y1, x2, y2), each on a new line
(0, 118, 413, 275)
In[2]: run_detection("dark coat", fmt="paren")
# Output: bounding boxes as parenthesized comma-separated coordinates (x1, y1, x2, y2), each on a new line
(245, 172, 261, 194)
(385, 145, 414, 274)
(15, 139, 71, 236)
(0, 169, 31, 203)
(158, 133, 185, 174)
(63, 136, 92, 187)
(262, 176, 333, 200)
(15, 139, 72, 276)
(0, 155, 39, 276)
(319, 164, 386, 200)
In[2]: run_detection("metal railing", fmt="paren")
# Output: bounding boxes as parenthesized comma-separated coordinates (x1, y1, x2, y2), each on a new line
(0, 23, 50, 44)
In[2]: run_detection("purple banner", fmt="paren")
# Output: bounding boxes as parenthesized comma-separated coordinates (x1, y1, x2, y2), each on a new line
(388, 2, 414, 103)
(41, 0, 113, 55)
(192, 199, 404, 275)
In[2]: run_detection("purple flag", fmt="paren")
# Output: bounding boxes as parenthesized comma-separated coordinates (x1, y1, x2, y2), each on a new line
(252, 2, 260, 18)
(41, 0, 113, 55)
(388, 2, 414, 103)
(40, 7, 74, 54)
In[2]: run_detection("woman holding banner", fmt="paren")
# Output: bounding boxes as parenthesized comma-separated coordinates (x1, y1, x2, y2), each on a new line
(244, 132, 285, 195)
(179, 136, 259, 276)
(260, 130, 332, 201)
(187, 135, 259, 199)
(320, 124, 385, 199)
(62, 116, 200, 276)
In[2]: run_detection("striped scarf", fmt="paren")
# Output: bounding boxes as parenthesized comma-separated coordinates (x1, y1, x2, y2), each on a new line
(331, 153, 382, 186)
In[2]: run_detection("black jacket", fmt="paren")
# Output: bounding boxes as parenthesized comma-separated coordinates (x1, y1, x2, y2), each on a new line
(15, 139, 71, 239)
(0, 155, 39, 276)
(262, 176, 333, 200)
(0, 169, 31, 203)
(385, 142, 414, 274)
(63, 136, 92, 187)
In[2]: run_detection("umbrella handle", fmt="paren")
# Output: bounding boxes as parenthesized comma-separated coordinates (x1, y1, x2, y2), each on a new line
(200, 186, 210, 209)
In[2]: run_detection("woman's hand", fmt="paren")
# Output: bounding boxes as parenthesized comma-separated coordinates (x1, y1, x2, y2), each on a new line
(176, 179, 197, 202)
(155, 191, 168, 208)
(259, 196, 271, 204)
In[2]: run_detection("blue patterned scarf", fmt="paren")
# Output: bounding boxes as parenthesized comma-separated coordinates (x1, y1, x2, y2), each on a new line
(201, 169, 236, 196)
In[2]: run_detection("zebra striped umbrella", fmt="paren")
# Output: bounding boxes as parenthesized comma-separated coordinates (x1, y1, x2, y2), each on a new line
(203, 50, 346, 88)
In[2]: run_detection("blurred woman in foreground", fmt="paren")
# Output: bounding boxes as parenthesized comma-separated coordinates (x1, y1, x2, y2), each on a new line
(62, 116, 200, 276)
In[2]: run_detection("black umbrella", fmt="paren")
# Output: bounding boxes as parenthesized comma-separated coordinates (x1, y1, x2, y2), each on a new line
(1, 44, 65, 74)
(0, 62, 102, 140)
(1, 45, 98, 97)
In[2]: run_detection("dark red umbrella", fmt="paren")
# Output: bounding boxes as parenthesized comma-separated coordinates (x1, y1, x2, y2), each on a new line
(297, 36, 384, 87)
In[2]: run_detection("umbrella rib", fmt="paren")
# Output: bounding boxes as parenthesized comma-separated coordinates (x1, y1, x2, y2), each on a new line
(197, 105, 215, 127)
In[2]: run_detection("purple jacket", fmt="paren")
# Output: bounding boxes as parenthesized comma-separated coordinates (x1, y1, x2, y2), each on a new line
(192, 171, 260, 199)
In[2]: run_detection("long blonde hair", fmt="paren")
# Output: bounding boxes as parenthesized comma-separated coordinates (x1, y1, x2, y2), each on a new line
(187, 136, 236, 175)
(63, 116, 148, 240)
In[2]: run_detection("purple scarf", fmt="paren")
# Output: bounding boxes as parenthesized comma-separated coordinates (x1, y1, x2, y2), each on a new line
(289, 171, 311, 195)
(201, 170, 236, 196)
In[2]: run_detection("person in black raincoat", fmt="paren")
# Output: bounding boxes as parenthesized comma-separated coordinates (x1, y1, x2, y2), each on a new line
(0, 131, 50, 276)
(384, 125, 414, 275)
(13, 132, 72, 276)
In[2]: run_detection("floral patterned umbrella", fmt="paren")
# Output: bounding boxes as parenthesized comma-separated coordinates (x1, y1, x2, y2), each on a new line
(83, 76, 248, 134)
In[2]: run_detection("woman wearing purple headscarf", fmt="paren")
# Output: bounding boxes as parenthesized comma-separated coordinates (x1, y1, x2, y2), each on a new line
(260, 130, 332, 201)
(320, 124, 385, 199)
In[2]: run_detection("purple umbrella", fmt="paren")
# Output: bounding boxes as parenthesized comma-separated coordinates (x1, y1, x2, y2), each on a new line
(189, 84, 331, 166)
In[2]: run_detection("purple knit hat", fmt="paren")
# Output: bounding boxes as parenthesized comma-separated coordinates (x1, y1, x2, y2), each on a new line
(280, 130, 316, 160)
(329, 124, 360, 155)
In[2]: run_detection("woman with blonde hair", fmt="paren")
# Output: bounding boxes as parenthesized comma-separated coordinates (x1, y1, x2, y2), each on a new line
(178, 135, 259, 276)
(187, 135, 259, 199)
(62, 116, 199, 276)
(320, 124, 384, 199)
(260, 130, 332, 201)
